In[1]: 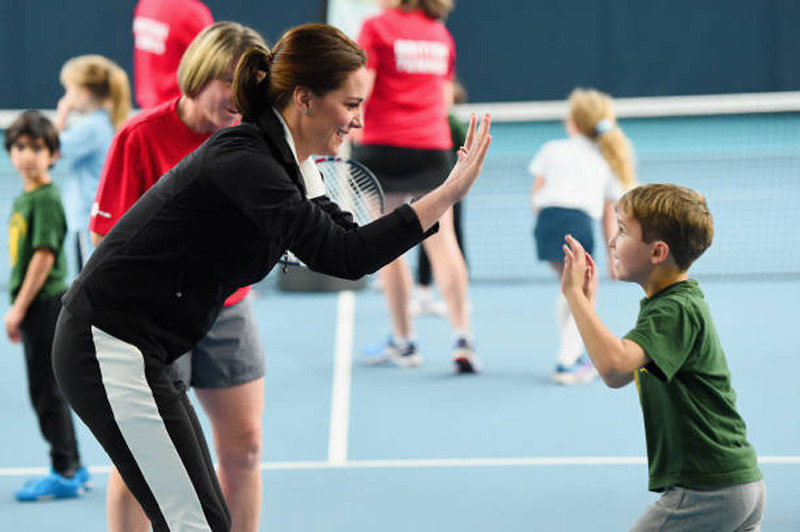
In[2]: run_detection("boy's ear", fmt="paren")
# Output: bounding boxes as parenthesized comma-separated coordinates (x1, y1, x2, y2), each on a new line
(650, 240, 670, 265)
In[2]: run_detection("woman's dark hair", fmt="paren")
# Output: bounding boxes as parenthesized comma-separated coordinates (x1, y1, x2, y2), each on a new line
(4, 110, 60, 155)
(234, 23, 366, 122)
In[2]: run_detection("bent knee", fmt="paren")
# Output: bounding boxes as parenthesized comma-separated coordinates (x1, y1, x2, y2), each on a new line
(216, 431, 262, 472)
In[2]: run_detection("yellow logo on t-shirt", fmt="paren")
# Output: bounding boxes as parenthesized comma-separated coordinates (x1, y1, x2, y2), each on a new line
(8, 212, 27, 267)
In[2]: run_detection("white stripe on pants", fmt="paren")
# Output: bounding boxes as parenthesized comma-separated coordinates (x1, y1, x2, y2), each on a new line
(91, 326, 213, 532)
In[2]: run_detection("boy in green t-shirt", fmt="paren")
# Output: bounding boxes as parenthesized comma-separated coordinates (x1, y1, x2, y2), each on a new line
(4, 110, 90, 501)
(561, 183, 764, 530)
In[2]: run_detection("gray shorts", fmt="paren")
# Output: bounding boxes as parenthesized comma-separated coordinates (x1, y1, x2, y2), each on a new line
(631, 479, 766, 532)
(170, 296, 265, 389)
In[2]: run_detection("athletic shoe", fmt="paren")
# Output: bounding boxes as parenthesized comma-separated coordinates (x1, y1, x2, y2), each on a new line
(73, 466, 92, 491)
(452, 337, 481, 374)
(552, 354, 598, 385)
(409, 288, 448, 318)
(15, 471, 83, 502)
(364, 337, 422, 368)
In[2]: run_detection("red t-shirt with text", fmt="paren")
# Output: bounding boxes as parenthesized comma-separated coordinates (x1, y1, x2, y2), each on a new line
(358, 8, 455, 150)
(133, 0, 214, 109)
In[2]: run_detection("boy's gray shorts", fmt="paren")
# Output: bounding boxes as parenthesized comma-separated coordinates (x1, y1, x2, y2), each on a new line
(631, 479, 766, 532)
(170, 296, 265, 389)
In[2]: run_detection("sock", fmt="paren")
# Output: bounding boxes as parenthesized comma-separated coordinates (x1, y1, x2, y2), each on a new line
(392, 335, 414, 348)
(556, 311, 585, 367)
(452, 329, 473, 345)
(555, 293, 570, 329)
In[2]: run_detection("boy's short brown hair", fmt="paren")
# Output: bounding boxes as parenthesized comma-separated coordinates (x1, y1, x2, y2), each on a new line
(4, 110, 60, 156)
(618, 183, 714, 271)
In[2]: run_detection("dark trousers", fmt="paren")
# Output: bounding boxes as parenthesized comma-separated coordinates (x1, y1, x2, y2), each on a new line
(53, 308, 231, 531)
(417, 201, 466, 286)
(20, 293, 81, 476)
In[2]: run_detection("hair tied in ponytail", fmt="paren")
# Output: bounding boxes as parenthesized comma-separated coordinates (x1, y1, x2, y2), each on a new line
(595, 118, 614, 136)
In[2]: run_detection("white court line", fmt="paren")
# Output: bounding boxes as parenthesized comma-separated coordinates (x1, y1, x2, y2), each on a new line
(327, 290, 356, 464)
(2, 456, 799, 477)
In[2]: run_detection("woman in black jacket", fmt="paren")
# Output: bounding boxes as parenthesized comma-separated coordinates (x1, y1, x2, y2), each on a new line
(52, 23, 491, 531)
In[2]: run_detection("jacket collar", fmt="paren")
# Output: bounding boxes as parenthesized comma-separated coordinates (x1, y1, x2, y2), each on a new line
(255, 109, 307, 195)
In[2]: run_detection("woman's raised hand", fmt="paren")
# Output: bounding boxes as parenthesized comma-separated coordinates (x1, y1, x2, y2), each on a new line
(410, 113, 492, 231)
(445, 113, 492, 202)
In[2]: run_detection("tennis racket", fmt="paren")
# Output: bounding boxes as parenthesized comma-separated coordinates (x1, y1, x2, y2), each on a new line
(280, 157, 385, 267)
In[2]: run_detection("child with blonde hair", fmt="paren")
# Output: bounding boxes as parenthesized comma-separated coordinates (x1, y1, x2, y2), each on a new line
(54, 54, 130, 272)
(528, 88, 635, 384)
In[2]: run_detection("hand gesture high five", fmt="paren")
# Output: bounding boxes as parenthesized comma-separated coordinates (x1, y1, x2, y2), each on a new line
(562, 234, 598, 303)
(443, 113, 492, 203)
(412, 113, 492, 231)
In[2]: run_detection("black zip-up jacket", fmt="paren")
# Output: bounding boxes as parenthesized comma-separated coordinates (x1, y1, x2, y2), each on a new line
(63, 110, 435, 361)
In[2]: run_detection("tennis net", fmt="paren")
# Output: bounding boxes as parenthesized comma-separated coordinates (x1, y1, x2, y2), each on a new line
(453, 91, 800, 282)
(1, 92, 799, 286)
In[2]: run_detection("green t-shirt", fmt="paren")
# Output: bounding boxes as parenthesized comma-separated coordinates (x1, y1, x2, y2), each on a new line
(8, 183, 68, 302)
(624, 279, 761, 492)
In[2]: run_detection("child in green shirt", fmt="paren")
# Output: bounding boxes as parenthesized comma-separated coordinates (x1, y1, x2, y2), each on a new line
(561, 183, 764, 530)
(4, 110, 90, 501)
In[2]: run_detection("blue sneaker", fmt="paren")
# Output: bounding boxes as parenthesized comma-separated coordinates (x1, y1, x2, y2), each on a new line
(15, 471, 83, 502)
(552, 354, 598, 385)
(364, 337, 422, 367)
(73, 466, 92, 491)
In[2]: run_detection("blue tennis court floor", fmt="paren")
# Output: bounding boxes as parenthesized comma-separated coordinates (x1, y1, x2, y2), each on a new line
(0, 277, 797, 531)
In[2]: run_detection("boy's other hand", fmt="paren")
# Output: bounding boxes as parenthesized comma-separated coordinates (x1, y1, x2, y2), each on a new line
(4, 308, 23, 343)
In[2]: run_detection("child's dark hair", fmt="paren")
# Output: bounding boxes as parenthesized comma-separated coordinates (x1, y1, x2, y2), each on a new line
(4, 110, 60, 155)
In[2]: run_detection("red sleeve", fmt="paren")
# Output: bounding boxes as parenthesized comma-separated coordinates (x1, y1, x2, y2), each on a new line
(89, 128, 151, 236)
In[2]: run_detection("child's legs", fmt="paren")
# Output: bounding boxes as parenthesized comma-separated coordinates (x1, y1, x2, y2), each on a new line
(52, 308, 230, 532)
(554, 292, 584, 367)
(548, 261, 583, 367)
(20, 295, 81, 475)
(629, 480, 766, 532)
(423, 206, 470, 332)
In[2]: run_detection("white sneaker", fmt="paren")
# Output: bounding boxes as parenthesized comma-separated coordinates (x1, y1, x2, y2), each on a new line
(364, 338, 422, 368)
(410, 287, 447, 317)
(551, 355, 598, 385)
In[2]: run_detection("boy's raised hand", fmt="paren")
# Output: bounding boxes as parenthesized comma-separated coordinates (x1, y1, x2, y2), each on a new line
(562, 234, 597, 302)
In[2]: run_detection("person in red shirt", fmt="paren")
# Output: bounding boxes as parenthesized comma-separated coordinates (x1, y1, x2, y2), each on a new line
(354, 0, 479, 373)
(132, 0, 214, 109)
(92, 22, 267, 532)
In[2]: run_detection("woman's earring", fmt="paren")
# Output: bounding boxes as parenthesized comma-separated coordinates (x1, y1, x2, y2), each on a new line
(302, 108, 309, 116)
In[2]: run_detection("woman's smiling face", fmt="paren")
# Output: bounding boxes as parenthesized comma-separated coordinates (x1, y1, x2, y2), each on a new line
(305, 67, 369, 156)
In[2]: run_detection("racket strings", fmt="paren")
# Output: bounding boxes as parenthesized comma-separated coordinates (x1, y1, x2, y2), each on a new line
(280, 158, 385, 267)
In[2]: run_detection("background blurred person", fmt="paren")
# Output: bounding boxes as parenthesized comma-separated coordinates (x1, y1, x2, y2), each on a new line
(133, 0, 214, 108)
(354, 0, 480, 373)
(54, 54, 131, 274)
